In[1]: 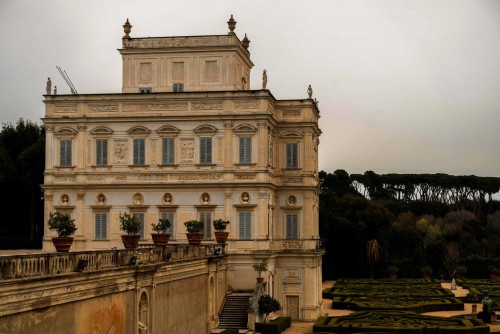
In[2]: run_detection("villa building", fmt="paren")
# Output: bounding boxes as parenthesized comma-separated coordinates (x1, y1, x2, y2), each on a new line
(42, 16, 323, 321)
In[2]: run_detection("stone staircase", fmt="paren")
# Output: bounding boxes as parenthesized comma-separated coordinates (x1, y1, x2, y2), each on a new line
(217, 293, 252, 330)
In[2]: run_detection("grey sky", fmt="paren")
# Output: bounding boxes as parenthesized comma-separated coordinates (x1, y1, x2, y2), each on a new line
(1, 0, 499, 177)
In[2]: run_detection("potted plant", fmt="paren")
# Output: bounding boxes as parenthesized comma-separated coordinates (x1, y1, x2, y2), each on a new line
(151, 218, 171, 246)
(184, 220, 204, 245)
(489, 266, 500, 281)
(467, 291, 481, 317)
(421, 265, 433, 279)
(119, 212, 141, 249)
(387, 266, 399, 280)
(253, 260, 268, 283)
(48, 211, 77, 252)
(258, 294, 281, 322)
(213, 219, 230, 244)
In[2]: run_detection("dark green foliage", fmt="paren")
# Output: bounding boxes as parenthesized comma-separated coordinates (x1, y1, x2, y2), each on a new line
(258, 294, 281, 314)
(255, 317, 291, 334)
(0, 119, 45, 248)
(47, 212, 77, 237)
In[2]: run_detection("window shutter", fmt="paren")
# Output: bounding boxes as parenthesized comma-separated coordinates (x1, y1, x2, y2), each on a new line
(134, 213, 145, 239)
(286, 214, 298, 239)
(102, 140, 108, 165)
(239, 137, 252, 164)
(133, 140, 139, 165)
(201, 212, 212, 239)
(134, 139, 145, 165)
(239, 212, 245, 239)
(162, 138, 174, 165)
(200, 138, 212, 164)
(95, 214, 101, 239)
(101, 213, 107, 239)
(239, 212, 251, 240)
(286, 143, 298, 168)
(200, 138, 206, 164)
(96, 139, 108, 166)
(60, 140, 71, 166)
(206, 138, 212, 164)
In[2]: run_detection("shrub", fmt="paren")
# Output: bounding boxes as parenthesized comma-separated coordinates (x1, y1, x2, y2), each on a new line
(48, 211, 77, 237)
(119, 213, 141, 235)
(184, 220, 204, 233)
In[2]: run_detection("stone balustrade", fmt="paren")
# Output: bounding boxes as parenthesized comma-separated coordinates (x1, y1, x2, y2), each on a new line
(0, 244, 218, 280)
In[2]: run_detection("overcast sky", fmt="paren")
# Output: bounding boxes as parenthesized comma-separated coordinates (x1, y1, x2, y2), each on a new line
(1, 0, 499, 178)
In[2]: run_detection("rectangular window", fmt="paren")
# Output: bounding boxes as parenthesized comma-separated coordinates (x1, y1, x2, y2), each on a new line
(239, 137, 252, 164)
(286, 143, 298, 168)
(200, 137, 212, 164)
(286, 213, 298, 239)
(133, 139, 145, 165)
(95, 213, 108, 240)
(239, 211, 252, 240)
(60, 140, 72, 166)
(161, 212, 175, 237)
(96, 139, 108, 166)
(162, 138, 175, 165)
(133, 213, 145, 239)
(200, 212, 212, 239)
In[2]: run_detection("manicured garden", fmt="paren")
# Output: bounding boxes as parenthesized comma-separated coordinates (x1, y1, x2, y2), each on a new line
(315, 278, 491, 333)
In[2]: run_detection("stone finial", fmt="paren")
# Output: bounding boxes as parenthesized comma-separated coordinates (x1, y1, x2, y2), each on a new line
(262, 69, 268, 89)
(123, 18, 132, 39)
(46, 77, 51, 95)
(227, 14, 236, 35)
(242, 33, 250, 49)
(307, 85, 313, 99)
(54, 86, 57, 95)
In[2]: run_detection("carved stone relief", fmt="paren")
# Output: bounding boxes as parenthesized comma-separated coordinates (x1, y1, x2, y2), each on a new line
(133, 193, 144, 205)
(88, 104, 119, 112)
(235, 101, 258, 109)
(113, 141, 128, 164)
(180, 139, 194, 161)
(124, 36, 235, 48)
(150, 139, 158, 164)
(54, 105, 77, 113)
(60, 194, 70, 205)
(282, 110, 301, 117)
(217, 137, 223, 161)
(163, 193, 173, 205)
(191, 102, 223, 110)
(122, 103, 188, 112)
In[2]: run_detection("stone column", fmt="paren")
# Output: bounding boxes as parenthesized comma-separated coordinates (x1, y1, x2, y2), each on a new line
(303, 130, 314, 173)
(223, 121, 233, 168)
(257, 121, 267, 168)
(257, 190, 268, 239)
(224, 191, 233, 237)
(75, 191, 86, 249)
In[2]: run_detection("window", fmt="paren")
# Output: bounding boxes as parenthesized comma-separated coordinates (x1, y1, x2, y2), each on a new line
(200, 137, 212, 164)
(133, 139, 145, 165)
(239, 137, 252, 164)
(162, 138, 175, 165)
(286, 143, 298, 168)
(173, 83, 184, 92)
(239, 211, 252, 240)
(96, 139, 108, 166)
(200, 212, 212, 239)
(161, 212, 175, 237)
(133, 213, 145, 239)
(60, 140, 72, 166)
(139, 87, 152, 93)
(286, 213, 298, 239)
(95, 213, 108, 240)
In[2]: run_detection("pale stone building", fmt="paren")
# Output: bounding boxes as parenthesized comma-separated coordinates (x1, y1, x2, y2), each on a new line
(42, 16, 323, 321)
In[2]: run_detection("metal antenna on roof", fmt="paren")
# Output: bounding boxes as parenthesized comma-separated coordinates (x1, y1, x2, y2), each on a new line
(56, 66, 78, 94)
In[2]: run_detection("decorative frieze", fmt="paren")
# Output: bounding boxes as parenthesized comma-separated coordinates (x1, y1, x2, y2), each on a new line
(282, 110, 301, 117)
(283, 241, 301, 249)
(191, 102, 223, 110)
(283, 177, 303, 184)
(122, 103, 188, 112)
(124, 36, 235, 49)
(54, 175, 76, 183)
(88, 104, 119, 112)
(235, 101, 258, 109)
(137, 174, 168, 181)
(54, 104, 77, 113)
(235, 174, 256, 180)
(170, 174, 223, 181)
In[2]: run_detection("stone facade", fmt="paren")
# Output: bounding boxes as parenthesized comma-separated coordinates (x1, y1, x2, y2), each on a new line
(42, 17, 323, 321)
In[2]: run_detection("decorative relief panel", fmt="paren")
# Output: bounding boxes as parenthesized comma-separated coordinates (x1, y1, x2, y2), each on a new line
(283, 241, 302, 249)
(283, 177, 303, 184)
(191, 102, 223, 110)
(217, 137, 223, 161)
(87, 175, 127, 183)
(54, 175, 76, 183)
(87, 140, 91, 165)
(235, 174, 256, 180)
(137, 174, 169, 181)
(282, 110, 301, 117)
(170, 174, 223, 181)
(235, 101, 258, 109)
(284, 268, 301, 281)
(180, 139, 194, 161)
(150, 139, 158, 164)
(122, 103, 188, 112)
(284, 285, 301, 293)
(88, 104, 119, 112)
(54, 105, 77, 113)
(113, 141, 128, 164)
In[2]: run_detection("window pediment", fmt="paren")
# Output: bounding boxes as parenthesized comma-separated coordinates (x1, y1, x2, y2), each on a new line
(194, 124, 218, 134)
(157, 125, 181, 136)
(280, 131, 303, 138)
(234, 124, 257, 133)
(90, 126, 113, 136)
(54, 127, 77, 138)
(127, 126, 151, 136)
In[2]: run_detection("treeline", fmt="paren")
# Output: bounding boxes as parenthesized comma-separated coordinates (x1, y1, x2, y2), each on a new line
(319, 170, 500, 280)
(0, 120, 45, 248)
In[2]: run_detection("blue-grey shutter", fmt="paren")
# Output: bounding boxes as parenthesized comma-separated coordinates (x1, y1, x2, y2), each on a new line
(286, 214, 298, 239)
(286, 143, 298, 168)
(60, 140, 72, 166)
(239, 212, 251, 240)
(134, 213, 145, 239)
(162, 138, 174, 165)
(200, 137, 212, 164)
(201, 212, 212, 239)
(161, 212, 174, 237)
(134, 139, 145, 165)
(95, 213, 107, 240)
(96, 139, 108, 166)
(239, 137, 252, 164)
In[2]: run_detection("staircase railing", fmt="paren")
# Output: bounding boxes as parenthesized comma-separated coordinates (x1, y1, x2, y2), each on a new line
(247, 282, 265, 330)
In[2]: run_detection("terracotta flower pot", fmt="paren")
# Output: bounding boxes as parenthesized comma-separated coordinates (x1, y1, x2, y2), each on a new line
(52, 237, 74, 252)
(214, 231, 229, 244)
(257, 277, 264, 283)
(121, 235, 140, 249)
(151, 233, 170, 246)
(186, 232, 204, 245)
